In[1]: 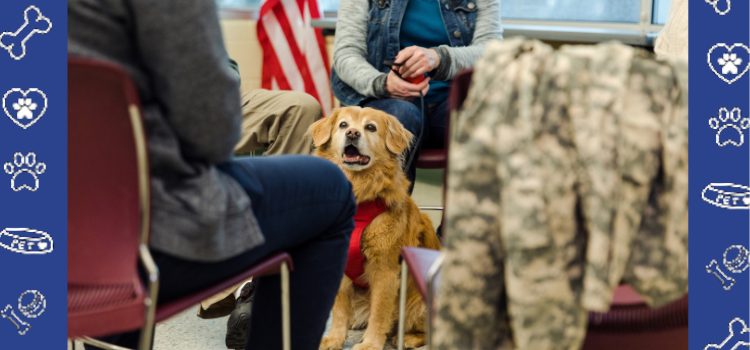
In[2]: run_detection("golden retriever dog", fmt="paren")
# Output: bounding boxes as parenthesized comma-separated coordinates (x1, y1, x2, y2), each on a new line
(309, 107, 441, 350)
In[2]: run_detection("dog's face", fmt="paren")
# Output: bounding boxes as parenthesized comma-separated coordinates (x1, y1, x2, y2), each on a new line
(309, 107, 413, 171)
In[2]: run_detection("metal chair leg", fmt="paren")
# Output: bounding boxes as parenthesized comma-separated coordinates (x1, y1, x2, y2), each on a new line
(281, 262, 291, 350)
(425, 253, 445, 350)
(138, 245, 159, 350)
(397, 260, 408, 350)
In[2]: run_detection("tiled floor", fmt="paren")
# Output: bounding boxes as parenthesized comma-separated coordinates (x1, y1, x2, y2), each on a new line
(73, 169, 442, 350)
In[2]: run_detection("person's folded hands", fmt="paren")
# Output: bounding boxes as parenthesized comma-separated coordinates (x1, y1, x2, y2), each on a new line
(395, 46, 440, 79)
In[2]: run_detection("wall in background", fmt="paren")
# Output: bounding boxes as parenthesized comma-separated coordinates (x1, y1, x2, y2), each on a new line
(220, 19, 336, 97)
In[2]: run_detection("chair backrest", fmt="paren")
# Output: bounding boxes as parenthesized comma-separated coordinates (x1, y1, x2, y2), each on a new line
(447, 69, 474, 113)
(68, 57, 148, 286)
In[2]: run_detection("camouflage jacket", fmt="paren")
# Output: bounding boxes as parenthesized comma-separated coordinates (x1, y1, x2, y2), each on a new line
(434, 38, 689, 350)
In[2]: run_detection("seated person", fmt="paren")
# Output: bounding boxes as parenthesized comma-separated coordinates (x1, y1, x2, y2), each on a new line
(68, 1, 355, 349)
(331, 0, 503, 186)
(230, 59, 323, 156)
(200, 60, 325, 348)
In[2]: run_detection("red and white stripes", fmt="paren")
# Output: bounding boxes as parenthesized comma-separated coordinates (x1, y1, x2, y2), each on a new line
(257, 0, 332, 116)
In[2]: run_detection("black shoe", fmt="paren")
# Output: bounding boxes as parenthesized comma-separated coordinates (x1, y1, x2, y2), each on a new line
(226, 280, 255, 349)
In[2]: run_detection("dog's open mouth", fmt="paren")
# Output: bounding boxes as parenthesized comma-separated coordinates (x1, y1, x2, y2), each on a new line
(343, 145, 371, 165)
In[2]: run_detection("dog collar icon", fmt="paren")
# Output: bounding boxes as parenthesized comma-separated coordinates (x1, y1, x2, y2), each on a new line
(702, 183, 750, 209)
(0, 228, 54, 255)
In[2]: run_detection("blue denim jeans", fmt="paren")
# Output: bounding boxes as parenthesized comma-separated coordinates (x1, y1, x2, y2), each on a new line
(362, 98, 448, 189)
(87, 155, 356, 350)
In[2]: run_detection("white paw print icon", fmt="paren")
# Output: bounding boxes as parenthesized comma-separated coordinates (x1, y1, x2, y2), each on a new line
(710, 107, 749, 146)
(3, 153, 46, 192)
(719, 53, 743, 75)
(12, 98, 37, 120)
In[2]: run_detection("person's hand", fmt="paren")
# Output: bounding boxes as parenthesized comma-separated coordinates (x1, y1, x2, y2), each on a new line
(395, 46, 440, 79)
(386, 70, 430, 101)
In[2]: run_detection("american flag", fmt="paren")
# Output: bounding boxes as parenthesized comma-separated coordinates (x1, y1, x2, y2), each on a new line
(257, 0, 333, 116)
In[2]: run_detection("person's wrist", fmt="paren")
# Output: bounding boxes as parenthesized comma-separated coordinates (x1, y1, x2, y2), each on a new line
(428, 47, 450, 81)
(428, 48, 440, 70)
(374, 73, 391, 99)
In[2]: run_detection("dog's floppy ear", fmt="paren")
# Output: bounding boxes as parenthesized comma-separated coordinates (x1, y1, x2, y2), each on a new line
(308, 109, 340, 147)
(384, 113, 413, 155)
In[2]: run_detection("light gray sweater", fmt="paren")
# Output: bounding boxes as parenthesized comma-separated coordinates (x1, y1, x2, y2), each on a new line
(333, 0, 503, 98)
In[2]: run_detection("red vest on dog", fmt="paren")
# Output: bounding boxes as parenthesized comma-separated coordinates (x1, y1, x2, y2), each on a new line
(345, 198, 388, 289)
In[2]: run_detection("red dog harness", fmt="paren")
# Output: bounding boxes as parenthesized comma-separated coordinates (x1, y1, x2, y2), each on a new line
(345, 198, 388, 289)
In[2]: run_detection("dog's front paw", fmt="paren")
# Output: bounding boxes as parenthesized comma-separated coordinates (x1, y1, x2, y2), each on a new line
(352, 342, 382, 350)
(320, 335, 346, 350)
(394, 333, 426, 348)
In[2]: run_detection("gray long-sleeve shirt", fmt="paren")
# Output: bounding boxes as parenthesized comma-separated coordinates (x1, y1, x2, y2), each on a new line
(333, 0, 503, 99)
(68, 0, 264, 262)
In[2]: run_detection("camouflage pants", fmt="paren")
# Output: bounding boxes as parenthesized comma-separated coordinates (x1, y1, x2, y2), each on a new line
(434, 38, 689, 350)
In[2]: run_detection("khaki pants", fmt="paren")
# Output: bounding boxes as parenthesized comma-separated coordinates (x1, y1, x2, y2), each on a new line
(197, 89, 322, 319)
(234, 89, 322, 156)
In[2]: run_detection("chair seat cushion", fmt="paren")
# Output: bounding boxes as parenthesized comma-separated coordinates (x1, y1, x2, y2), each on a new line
(587, 286, 688, 333)
(416, 149, 446, 169)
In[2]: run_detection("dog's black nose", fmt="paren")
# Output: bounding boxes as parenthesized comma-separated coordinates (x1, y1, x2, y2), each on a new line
(346, 128, 361, 139)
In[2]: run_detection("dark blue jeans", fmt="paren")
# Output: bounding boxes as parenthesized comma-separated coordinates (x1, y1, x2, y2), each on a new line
(86, 155, 355, 350)
(361, 98, 448, 188)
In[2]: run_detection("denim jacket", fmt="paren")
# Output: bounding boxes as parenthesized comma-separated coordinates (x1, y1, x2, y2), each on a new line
(331, 0, 502, 106)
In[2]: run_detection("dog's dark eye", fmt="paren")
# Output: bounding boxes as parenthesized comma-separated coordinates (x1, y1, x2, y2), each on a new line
(339, 121, 348, 128)
(365, 124, 376, 132)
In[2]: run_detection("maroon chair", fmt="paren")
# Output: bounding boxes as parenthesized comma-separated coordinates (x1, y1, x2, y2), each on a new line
(68, 57, 294, 350)
(396, 247, 444, 350)
(413, 69, 474, 211)
(397, 68, 688, 350)
(396, 70, 474, 350)
(415, 149, 446, 170)
(582, 286, 688, 350)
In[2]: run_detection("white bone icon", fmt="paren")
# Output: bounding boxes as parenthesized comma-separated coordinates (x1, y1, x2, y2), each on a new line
(710, 107, 749, 147)
(706, 0, 731, 15)
(3, 152, 46, 191)
(704, 318, 750, 350)
(3, 89, 48, 130)
(708, 44, 750, 85)
(0, 290, 45, 335)
(0, 6, 52, 60)
(0, 228, 53, 255)
(1, 305, 29, 335)
(706, 260, 735, 290)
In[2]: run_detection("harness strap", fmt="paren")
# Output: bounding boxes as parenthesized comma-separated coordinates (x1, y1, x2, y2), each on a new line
(345, 198, 388, 288)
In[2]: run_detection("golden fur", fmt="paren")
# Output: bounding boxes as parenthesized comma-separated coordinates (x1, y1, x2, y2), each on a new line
(309, 107, 441, 350)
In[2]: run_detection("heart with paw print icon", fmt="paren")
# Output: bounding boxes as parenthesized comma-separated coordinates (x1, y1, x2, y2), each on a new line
(708, 44, 750, 85)
(2, 89, 48, 129)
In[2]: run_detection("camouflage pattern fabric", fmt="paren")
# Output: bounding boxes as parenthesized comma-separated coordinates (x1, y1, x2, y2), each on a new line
(433, 38, 688, 350)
